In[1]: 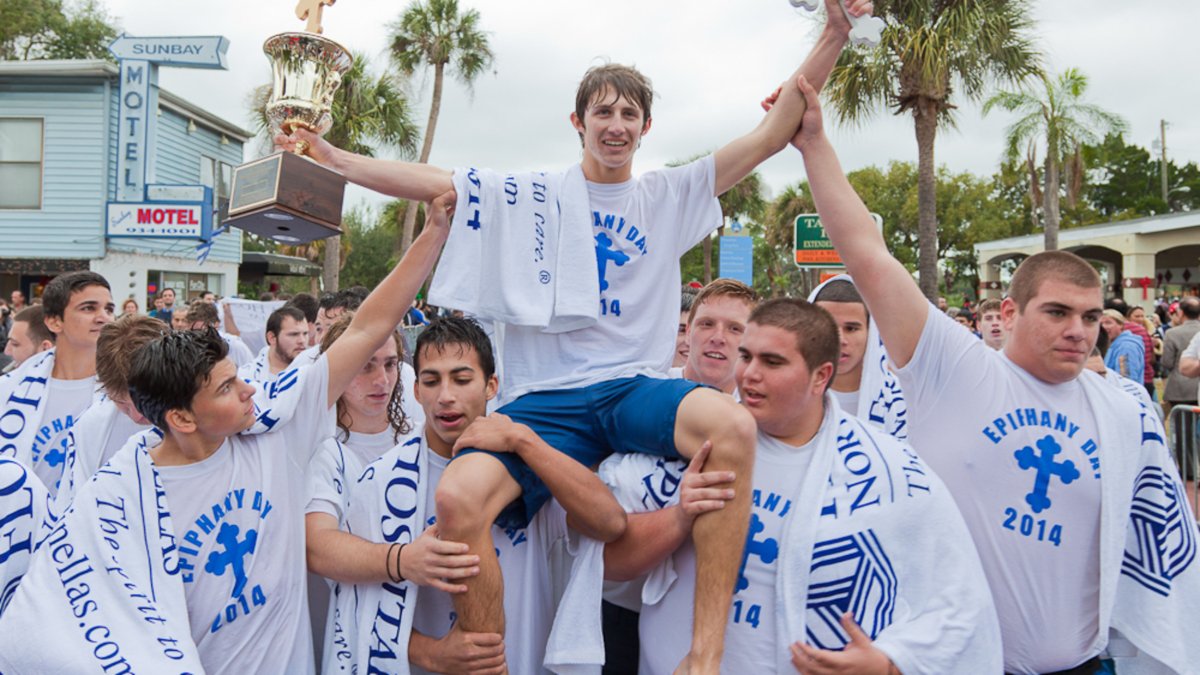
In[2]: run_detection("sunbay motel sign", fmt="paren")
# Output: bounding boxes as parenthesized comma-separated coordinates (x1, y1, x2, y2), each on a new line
(103, 34, 230, 240)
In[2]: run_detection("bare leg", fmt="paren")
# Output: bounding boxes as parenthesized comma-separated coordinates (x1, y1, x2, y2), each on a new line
(672, 389, 757, 673)
(434, 453, 523, 635)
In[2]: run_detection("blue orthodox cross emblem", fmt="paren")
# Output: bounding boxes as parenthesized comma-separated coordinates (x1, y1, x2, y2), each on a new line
(737, 513, 779, 592)
(594, 232, 630, 292)
(1014, 434, 1079, 513)
(204, 522, 258, 598)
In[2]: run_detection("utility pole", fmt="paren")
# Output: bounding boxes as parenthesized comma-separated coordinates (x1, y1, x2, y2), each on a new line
(1160, 119, 1169, 206)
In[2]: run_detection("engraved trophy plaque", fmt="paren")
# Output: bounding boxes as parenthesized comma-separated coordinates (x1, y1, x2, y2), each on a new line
(226, 3, 352, 243)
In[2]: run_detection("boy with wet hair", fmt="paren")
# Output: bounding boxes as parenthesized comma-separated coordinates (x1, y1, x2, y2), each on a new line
(0, 194, 455, 674)
(2, 306, 54, 371)
(276, 3, 875, 668)
(977, 298, 1006, 350)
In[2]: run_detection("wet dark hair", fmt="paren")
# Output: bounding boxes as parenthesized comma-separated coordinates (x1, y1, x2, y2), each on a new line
(128, 327, 229, 430)
(330, 288, 366, 313)
(42, 271, 110, 320)
(287, 293, 319, 324)
(318, 292, 337, 311)
(320, 312, 412, 443)
(414, 317, 496, 380)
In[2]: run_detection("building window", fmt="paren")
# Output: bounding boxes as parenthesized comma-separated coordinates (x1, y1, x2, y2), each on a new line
(0, 118, 44, 209)
(200, 156, 233, 222)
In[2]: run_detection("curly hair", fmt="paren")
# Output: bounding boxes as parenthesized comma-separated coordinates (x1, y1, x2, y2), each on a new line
(319, 313, 411, 443)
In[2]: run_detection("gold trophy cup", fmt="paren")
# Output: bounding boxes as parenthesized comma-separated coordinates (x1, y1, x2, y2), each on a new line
(226, 28, 352, 243)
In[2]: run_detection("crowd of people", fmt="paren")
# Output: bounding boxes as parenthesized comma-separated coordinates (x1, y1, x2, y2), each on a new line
(0, 2, 1198, 673)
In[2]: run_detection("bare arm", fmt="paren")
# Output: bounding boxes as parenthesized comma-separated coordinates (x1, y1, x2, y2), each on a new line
(324, 192, 453, 407)
(221, 302, 241, 337)
(279, 128, 453, 203)
(306, 512, 479, 591)
(792, 76, 927, 367)
(711, 0, 873, 196)
(605, 442, 734, 581)
(305, 511, 396, 583)
(1181, 356, 1200, 379)
(454, 413, 627, 542)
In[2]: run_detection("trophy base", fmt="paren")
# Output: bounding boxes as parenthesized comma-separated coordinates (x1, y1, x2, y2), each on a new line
(226, 151, 346, 244)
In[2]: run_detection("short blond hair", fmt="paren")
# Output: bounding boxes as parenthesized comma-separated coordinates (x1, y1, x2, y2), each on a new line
(687, 278, 759, 327)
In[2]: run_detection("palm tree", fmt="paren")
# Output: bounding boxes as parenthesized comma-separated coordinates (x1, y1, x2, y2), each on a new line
(389, 0, 493, 254)
(824, 0, 1040, 300)
(251, 52, 419, 291)
(983, 68, 1126, 250)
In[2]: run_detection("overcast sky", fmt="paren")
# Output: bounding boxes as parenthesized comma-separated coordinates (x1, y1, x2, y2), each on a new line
(105, 0, 1199, 211)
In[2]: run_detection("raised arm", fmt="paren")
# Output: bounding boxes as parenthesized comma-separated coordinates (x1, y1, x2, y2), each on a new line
(792, 75, 927, 367)
(711, 0, 872, 196)
(278, 128, 454, 203)
(453, 413, 627, 542)
(324, 192, 453, 407)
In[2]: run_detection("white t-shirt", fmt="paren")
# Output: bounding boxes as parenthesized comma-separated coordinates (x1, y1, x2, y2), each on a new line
(638, 431, 817, 674)
(223, 332, 256, 368)
(496, 157, 721, 403)
(1183, 331, 1200, 401)
(69, 396, 151, 483)
(159, 356, 335, 675)
(896, 310, 1102, 674)
(30, 375, 95, 496)
(411, 449, 568, 675)
(830, 388, 860, 416)
(307, 429, 401, 523)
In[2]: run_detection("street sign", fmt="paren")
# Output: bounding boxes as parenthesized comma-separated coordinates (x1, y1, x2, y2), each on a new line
(108, 35, 230, 69)
(719, 235, 754, 286)
(794, 214, 841, 268)
(106, 201, 212, 239)
(793, 213, 882, 268)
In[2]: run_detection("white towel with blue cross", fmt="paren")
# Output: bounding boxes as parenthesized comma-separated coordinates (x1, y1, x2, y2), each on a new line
(429, 165, 599, 333)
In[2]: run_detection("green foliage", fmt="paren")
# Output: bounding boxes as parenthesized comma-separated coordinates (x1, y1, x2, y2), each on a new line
(1082, 133, 1200, 219)
(389, 0, 494, 87)
(1, 0, 118, 61)
(339, 205, 405, 289)
(824, 0, 1041, 297)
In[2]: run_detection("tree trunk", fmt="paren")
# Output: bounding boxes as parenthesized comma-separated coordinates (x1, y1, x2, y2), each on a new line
(914, 101, 940, 301)
(398, 61, 447, 255)
(1042, 151, 1060, 251)
(322, 235, 340, 292)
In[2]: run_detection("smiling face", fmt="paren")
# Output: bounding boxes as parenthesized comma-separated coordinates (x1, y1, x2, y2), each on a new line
(44, 284, 115, 352)
(815, 301, 868, 392)
(684, 295, 753, 393)
(1003, 279, 1103, 385)
(570, 86, 651, 182)
(340, 338, 400, 433)
(735, 323, 833, 445)
(414, 342, 497, 458)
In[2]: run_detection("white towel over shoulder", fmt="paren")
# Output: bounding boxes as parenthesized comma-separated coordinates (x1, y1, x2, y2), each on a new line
(0, 430, 205, 673)
(429, 165, 598, 332)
